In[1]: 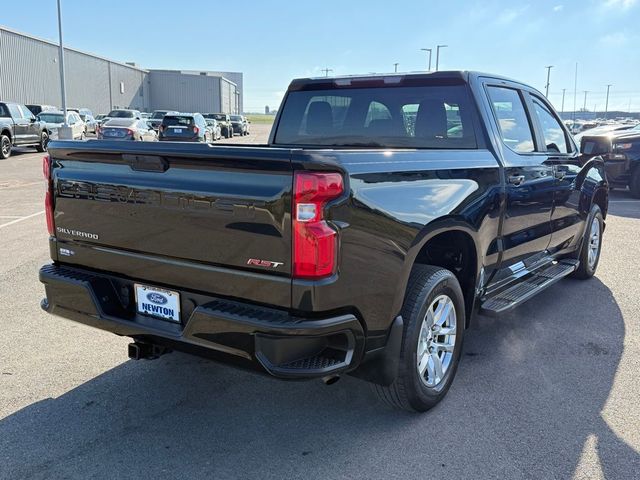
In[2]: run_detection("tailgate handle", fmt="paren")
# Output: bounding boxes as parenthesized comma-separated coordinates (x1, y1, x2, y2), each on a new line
(124, 154, 168, 172)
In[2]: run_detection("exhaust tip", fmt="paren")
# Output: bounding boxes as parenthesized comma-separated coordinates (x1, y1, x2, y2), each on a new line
(322, 375, 340, 385)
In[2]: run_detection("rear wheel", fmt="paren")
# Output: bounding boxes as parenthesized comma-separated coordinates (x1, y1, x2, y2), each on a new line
(36, 131, 49, 152)
(630, 167, 640, 199)
(0, 134, 11, 159)
(373, 265, 465, 412)
(571, 204, 603, 279)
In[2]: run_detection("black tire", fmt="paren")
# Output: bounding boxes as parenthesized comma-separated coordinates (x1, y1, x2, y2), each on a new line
(36, 131, 48, 152)
(630, 167, 640, 199)
(373, 265, 465, 412)
(571, 204, 603, 279)
(1, 134, 12, 159)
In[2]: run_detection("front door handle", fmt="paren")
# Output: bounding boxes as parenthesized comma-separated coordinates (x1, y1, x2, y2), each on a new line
(555, 169, 567, 180)
(508, 174, 525, 186)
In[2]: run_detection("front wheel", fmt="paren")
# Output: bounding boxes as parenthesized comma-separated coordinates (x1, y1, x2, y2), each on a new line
(36, 131, 49, 152)
(571, 204, 603, 279)
(374, 265, 465, 412)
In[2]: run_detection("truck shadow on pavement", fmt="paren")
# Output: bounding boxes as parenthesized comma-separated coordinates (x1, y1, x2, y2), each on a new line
(0, 278, 638, 479)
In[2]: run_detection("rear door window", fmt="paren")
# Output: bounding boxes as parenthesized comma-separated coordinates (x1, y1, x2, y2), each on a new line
(487, 86, 535, 153)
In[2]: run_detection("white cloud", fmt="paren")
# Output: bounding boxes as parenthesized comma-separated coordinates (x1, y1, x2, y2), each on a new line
(553, 4, 564, 11)
(599, 31, 629, 46)
(604, 0, 638, 9)
(496, 5, 530, 24)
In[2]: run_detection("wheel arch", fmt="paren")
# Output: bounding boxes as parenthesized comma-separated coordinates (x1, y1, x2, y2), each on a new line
(397, 220, 481, 328)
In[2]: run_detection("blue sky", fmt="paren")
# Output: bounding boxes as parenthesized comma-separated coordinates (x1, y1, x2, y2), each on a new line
(3, 0, 640, 112)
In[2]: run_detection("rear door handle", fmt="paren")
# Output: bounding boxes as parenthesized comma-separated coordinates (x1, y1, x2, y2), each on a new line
(554, 169, 567, 180)
(508, 175, 525, 186)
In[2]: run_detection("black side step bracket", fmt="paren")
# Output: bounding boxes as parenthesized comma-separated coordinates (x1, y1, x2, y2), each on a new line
(480, 260, 579, 316)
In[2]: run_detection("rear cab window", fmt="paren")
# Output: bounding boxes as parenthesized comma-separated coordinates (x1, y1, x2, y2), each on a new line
(163, 116, 194, 126)
(274, 82, 478, 149)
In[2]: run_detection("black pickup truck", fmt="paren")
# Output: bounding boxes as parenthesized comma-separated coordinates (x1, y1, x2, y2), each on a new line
(39, 71, 608, 412)
(1, 101, 49, 159)
(579, 125, 640, 197)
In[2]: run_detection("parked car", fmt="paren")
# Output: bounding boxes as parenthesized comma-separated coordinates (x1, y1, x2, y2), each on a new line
(140, 112, 150, 120)
(158, 113, 212, 142)
(0, 101, 48, 158)
(580, 123, 640, 197)
(204, 113, 233, 138)
(25, 104, 57, 116)
(230, 115, 248, 136)
(97, 118, 158, 141)
(40, 71, 608, 412)
(104, 109, 142, 120)
(147, 110, 178, 132)
(68, 108, 94, 120)
(37, 110, 85, 140)
(205, 118, 222, 140)
(78, 113, 97, 134)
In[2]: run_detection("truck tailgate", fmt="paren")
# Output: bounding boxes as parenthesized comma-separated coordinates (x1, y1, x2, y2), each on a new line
(48, 141, 293, 307)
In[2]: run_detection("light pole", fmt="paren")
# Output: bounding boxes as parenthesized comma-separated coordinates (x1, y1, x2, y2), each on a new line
(561, 88, 566, 115)
(435, 45, 447, 71)
(321, 68, 333, 77)
(572, 63, 578, 123)
(583, 90, 589, 112)
(56, 0, 72, 139)
(393, 63, 399, 73)
(544, 65, 553, 98)
(421, 48, 432, 71)
(604, 84, 612, 120)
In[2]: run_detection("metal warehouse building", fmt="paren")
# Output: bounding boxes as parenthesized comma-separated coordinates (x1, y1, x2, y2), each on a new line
(0, 26, 243, 115)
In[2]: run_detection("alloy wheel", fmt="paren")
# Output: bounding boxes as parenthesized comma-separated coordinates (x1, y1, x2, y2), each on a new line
(416, 294, 457, 387)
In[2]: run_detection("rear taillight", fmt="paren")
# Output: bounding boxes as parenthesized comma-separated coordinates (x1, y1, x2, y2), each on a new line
(193, 126, 200, 135)
(292, 172, 344, 279)
(43, 155, 55, 235)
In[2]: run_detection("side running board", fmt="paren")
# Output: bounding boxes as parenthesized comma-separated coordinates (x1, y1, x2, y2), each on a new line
(480, 259, 579, 316)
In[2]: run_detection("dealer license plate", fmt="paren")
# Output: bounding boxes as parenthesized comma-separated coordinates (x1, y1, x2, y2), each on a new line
(135, 284, 181, 322)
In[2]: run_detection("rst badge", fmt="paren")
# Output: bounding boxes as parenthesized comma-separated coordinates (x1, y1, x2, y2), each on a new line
(247, 258, 284, 269)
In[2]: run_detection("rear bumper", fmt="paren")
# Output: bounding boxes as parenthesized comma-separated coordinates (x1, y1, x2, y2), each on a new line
(39, 263, 364, 379)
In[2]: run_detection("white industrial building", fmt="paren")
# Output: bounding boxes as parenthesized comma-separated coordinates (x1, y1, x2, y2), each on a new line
(0, 25, 243, 115)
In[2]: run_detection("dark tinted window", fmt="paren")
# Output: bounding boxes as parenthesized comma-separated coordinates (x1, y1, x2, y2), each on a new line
(0, 104, 11, 117)
(163, 115, 194, 126)
(530, 96, 569, 154)
(487, 86, 535, 153)
(274, 85, 477, 148)
(231, 115, 242, 121)
(151, 111, 167, 119)
(107, 110, 135, 118)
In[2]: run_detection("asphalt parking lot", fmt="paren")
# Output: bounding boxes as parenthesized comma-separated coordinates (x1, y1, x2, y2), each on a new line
(0, 136, 639, 479)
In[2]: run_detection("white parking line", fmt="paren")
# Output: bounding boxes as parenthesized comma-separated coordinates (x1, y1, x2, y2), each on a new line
(0, 211, 45, 229)
(609, 200, 640, 203)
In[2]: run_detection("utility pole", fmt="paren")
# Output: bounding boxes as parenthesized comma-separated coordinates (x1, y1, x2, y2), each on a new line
(604, 84, 612, 120)
(393, 63, 399, 73)
(56, 0, 72, 139)
(544, 65, 553, 98)
(583, 91, 589, 112)
(420, 48, 432, 71)
(572, 63, 578, 123)
(561, 88, 566, 115)
(321, 68, 333, 77)
(435, 45, 447, 71)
